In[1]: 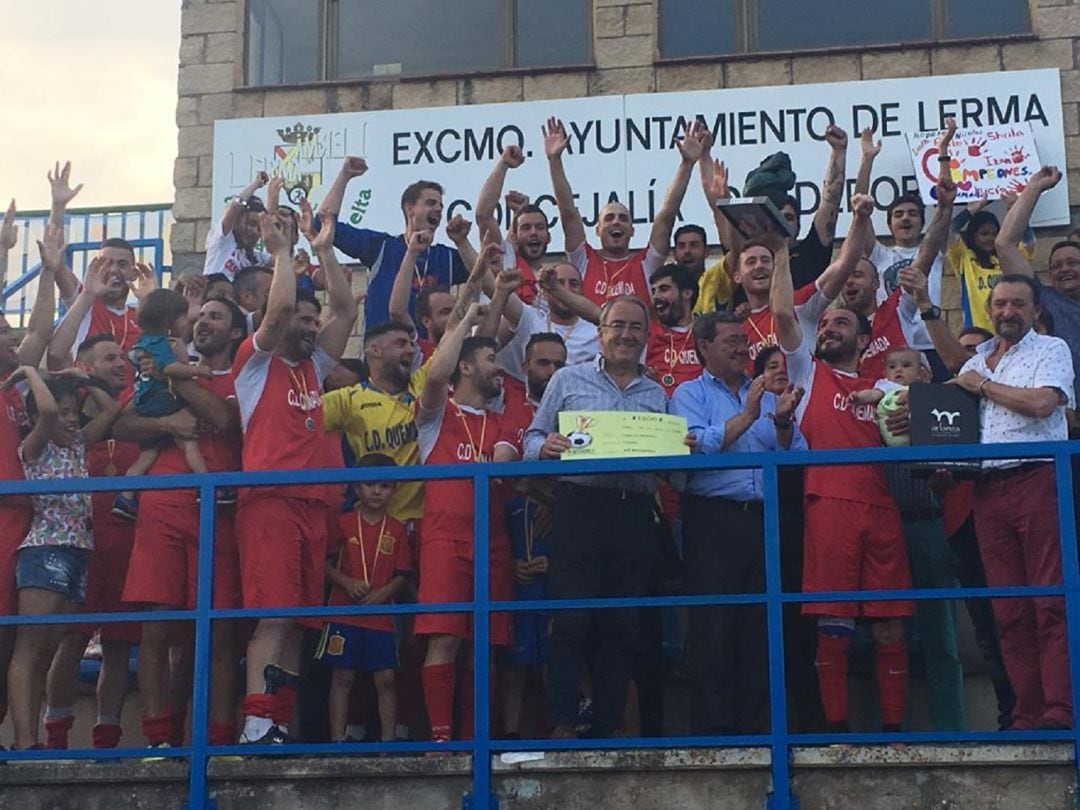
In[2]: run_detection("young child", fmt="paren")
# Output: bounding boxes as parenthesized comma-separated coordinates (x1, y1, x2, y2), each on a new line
(317, 454, 412, 743)
(112, 289, 211, 519)
(5, 366, 119, 750)
(850, 346, 932, 447)
(502, 494, 551, 740)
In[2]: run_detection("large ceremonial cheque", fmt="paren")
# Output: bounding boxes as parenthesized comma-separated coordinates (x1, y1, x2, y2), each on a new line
(558, 411, 689, 459)
(212, 68, 1068, 246)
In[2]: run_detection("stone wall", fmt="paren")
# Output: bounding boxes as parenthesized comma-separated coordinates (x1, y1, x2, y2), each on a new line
(175, 0, 1080, 302)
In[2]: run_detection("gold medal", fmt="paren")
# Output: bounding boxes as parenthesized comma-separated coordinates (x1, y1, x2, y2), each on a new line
(104, 463, 118, 476)
(661, 373, 676, 388)
(305, 416, 316, 431)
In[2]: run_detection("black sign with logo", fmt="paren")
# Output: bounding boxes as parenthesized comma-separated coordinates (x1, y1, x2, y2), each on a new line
(909, 382, 981, 475)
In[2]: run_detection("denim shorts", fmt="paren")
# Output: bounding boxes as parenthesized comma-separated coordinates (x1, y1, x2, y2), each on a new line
(15, 545, 91, 604)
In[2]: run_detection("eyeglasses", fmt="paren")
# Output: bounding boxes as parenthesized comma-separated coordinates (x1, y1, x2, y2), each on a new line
(599, 321, 646, 335)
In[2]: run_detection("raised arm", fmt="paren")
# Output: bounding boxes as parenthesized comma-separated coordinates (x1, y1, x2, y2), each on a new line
(544, 117, 586, 254)
(390, 230, 430, 332)
(253, 211, 296, 353)
(9, 366, 56, 462)
(476, 146, 524, 243)
(79, 376, 122, 447)
(812, 125, 849, 245)
(699, 132, 743, 252)
(445, 214, 478, 273)
(446, 240, 501, 336)
(815, 193, 875, 300)
(537, 264, 600, 324)
(918, 167, 957, 267)
(221, 171, 269, 237)
(477, 266, 522, 339)
(317, 158, 367, 221)
(769, 241, 801, 353)
(47, 255, 108, 371)
(0, 200, 18, 294)
(47, 161, 83, 304)
(419, 302, 485, 410)
(18, 221, 61, 369)
(311, 209, 358, 361)
(853, 127, 881, 196)
(996, 165, 1062, 277)
(649, 119, 705, 256)
(899, 266, 969, 374)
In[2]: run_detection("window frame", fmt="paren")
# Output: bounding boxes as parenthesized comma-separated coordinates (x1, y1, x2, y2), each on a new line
(243, 0, 595, 89)
(656, 0, 1035, 63)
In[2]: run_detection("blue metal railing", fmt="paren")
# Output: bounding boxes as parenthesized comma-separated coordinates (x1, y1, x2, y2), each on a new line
(0, 439, 1078, 810)
(2, 205, 173, 326)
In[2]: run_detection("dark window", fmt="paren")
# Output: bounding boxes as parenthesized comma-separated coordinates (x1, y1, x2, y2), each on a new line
(245, 0, 592, 86)
(659, 0, 1031, 59)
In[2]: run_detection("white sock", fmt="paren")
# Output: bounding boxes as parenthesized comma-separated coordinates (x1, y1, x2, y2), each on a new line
(241, 715, 274, 742)
(346, 723, 366, 740)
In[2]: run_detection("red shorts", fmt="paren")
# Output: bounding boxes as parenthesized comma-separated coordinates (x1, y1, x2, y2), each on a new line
(83, 521, 141, 643)
(413, 536, 512, 645)
(801, 496, 914, 618)
(123, 498, 241, 610)
(0, 502, 32, 615)
(236, 496, 327, 623)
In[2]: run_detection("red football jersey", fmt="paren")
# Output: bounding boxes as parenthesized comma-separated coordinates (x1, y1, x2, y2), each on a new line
(328, 510, 412, 632)
(498, 376, 536, 448)
(796, 359, 892, 507)
(417, 397, 518, 543)
(744, 281, 819, 372)
(646, 321, 700, 397)
(860, 289, 906, 382)
(580, 244, 651, 307)
(86, 388, 139, 533)
(233, 335, 335, 503)
(140, 370, 242, 509)
(514, 253, 539, 305)
(0, 386, 31, 511)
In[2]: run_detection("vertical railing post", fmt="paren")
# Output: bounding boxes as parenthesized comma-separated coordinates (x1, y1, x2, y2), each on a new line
(467, 470, 494, 809)
(1052, 449, 1080, 791)
(186, 481, 218, 809)
(763, 461, 793, 810)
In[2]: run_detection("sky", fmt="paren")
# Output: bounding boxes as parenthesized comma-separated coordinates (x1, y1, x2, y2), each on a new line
(0, 1, 181, 211)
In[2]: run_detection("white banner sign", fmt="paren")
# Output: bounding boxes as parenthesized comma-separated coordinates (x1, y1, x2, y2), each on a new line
(906, 122, 1042, 204)
(212, 68, 1068, 251)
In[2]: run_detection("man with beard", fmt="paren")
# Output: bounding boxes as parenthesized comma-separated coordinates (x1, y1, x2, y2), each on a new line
(233, 209, 356, 745)
(116, 296, 247, 749)
(545, 116, 706, 307)
(669, 311, 805, 734)
(0, 224, 60, 748)
(204, 171, 272, 281)
(772, 197, 915, 735)
(233, 265, 272, 334)
(646, 264, 701, 397)
(497, 327, 568, 446)
(323, 320, 427, 524)
(493, 263, 600, 381)
(476, 145, 552, 305)
(414, 293, 520, 745)
(388, 229, 460, 361)
(317, 157, 475, 331)
(524, 296, 668, 738)
(951, 274, 1074, 729)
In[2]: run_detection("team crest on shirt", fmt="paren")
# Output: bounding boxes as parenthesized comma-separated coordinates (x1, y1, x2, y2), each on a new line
(378, 533, 396, 555)
(326, 632, 346, 657)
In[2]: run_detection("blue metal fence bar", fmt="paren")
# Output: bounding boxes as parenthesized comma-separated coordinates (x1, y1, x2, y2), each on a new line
(470, 471, 493, 809)
(187, 482, 219, 808)
(0, 439, 1076, 807)
(1052, 447, 1080, 795)
(762, 459, 791, 809)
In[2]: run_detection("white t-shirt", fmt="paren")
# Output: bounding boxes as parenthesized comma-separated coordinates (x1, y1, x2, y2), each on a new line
(870, 241, 943, 309)
(495, 303, 599, 383)
(203, 221, 271, 282)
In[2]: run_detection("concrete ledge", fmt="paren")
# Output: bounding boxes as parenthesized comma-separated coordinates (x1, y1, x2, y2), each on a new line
(0, 745, 1074, 809)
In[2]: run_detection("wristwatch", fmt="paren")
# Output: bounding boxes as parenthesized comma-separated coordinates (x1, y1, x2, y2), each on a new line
(920, 304, 942, 321)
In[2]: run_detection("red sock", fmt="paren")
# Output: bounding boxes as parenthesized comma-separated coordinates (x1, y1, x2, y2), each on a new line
(169, 709, 186, 747)
(422, 663, 456, 741)
(45, 715, 75, 750)
(209, 720, 237, 746)
(457, 669, 474, 741)
(141, 711, 173, 746)
(92, 722, 123, 749)
(815, 632, 851, 725)
(875, 641, 909, 727)
(272, 685, 297, 728)
(242, 693, 276, 720)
